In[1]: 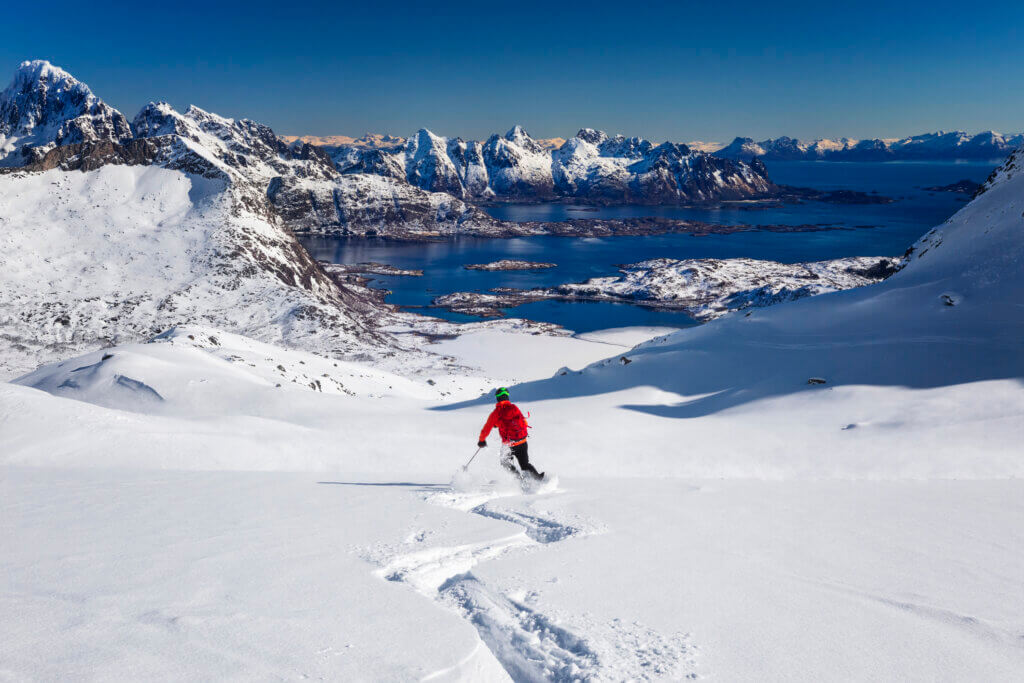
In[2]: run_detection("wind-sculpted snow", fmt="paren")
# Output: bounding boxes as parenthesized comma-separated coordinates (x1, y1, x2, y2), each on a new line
(715, 130, 1024, 161)
(332, 125, 776, 203)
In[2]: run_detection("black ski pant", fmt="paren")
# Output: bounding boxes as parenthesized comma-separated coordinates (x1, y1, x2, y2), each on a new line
(507, 442, 541, 478)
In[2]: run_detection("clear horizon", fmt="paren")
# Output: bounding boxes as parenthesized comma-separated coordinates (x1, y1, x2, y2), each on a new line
(5, 0, 1024, 143)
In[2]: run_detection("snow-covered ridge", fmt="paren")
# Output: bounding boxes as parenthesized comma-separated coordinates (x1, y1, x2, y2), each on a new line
(715, 130, 1024, 161)
(330, 125, 776, 203)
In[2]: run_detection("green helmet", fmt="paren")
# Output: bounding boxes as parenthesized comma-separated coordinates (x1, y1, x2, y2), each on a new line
(495, 387, 510, 401)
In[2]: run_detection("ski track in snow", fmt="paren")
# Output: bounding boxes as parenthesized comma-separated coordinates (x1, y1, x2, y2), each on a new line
(376, 481, 697, 681)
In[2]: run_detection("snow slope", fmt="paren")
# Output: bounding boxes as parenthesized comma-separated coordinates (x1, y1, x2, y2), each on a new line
(0, 163, 383, 378)
(3, 310, 1023, 680)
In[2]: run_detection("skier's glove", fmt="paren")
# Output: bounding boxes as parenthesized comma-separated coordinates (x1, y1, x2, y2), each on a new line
(477, 440, 487, 448)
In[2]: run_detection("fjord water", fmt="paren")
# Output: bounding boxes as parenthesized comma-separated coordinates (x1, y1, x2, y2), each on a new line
(301, 160, 999, 332)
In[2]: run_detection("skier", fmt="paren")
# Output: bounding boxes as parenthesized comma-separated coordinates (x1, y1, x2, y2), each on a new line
(477, 387, 544, 481)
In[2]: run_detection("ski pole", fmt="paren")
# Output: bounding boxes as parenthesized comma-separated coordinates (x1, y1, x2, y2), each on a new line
(462, 447, 482, 472)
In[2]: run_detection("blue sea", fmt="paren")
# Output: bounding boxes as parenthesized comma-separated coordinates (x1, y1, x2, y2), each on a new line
(300, 160, 999, 332)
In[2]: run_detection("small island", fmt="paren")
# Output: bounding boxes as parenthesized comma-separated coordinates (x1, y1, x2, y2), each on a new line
(923, 179, 982, 194)
(321, 262, 423, 277)
(464, 260, 557, 271)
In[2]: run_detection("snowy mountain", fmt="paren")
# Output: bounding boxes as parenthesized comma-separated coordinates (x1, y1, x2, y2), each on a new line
(716, 130, 1024, 161)
(0, 61, 499, 239)
(330, 126, 776, 203)
(0, 60, 133, 167)
(0, 62, 454, 375)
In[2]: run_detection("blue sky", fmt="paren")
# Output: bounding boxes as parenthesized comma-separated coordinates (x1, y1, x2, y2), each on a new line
(4, 0, 1022, 142)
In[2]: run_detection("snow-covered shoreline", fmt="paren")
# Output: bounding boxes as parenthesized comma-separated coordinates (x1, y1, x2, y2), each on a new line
(464, 259, 557, 271)
(434, 255, 901, 320)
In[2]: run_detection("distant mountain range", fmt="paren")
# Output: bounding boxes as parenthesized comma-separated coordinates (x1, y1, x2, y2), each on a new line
(713, 131, 1024, 161)
(287, 130, 1024, 163)
(280, 133, 406, 149)
(281, 133, 567, 152)
(4, 56, 1012, 245)
(324, 126, 775, 203)
(0, 59, 778, 226)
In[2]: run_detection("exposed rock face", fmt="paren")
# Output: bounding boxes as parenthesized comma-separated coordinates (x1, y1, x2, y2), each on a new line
(0, 60, 133, 167)
(330, 126, 776, 203)
(320, 262, 424, 277)
(481, 125, 557, 198)
(403, 128, 464, 196)
(271, 173, 493, 236)
(715, 131, 1024, 162)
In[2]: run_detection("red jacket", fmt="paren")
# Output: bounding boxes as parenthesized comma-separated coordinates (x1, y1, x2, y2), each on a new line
(479, 400, 529, 444)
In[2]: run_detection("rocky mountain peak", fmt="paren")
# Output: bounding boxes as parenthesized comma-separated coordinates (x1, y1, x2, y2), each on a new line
(409, 127, 446, 149)
(504, 124, 529, 140)
(10, 59, 82, 93)
(131, 102, 189, 138)
(497, 125, 541, 155)
(0, 59, 132, 166)
(402, 128, 462, 195)
(576, 128, 607, 145)
(598, 134, 652, 159)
